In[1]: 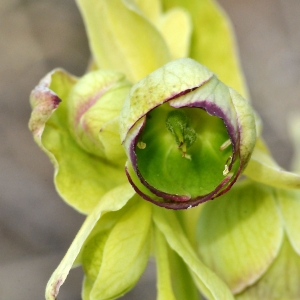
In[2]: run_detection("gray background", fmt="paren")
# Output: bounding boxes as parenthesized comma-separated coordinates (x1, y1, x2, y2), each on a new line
(0, 0, 299, 299)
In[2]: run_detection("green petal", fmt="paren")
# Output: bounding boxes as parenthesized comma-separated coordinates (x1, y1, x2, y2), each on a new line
(276, 189, 300, 255)
(196, 180, 283, 293)
(45, 183, 135, 300)
(67, 70, 131, 162)
(89, 198, 152, 300)
(29, 69, 127, 213)
(154, 227, 176, 300)
(158, 7, 192, 59)
(244, 138, 300, 190)
(120, 58, 213, 140)
(121, 58, 256, 208)
(161, 0, 248, 97)
(76, 0, 171, 82)
(153, 207, 234, 300)
(236, 237, 300, 300)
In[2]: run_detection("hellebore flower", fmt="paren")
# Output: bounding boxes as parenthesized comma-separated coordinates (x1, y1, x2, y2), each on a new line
(28, 0, 300, 299)
(120, 58, 256, 208)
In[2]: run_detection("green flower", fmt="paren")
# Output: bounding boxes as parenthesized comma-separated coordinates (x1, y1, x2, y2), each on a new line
(120, 57, 256, 208)
(28, 0, 300, 299)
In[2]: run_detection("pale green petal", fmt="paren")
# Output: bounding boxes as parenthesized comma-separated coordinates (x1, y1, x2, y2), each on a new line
(76, 0, 171, 82)
(276, 189, 300, 255)
(29, 69, 127, 213)
(133, 0, 162, 22)
(288, 113, 300, 173)
(153, 207, 234, 300)
(244, 138, 300, 190)
(120, 58, 213, 142)
(67, 70, 131, 162)
(90, 199, 152, 300)
(158, 7, 192, 59)
(45, 183, 135, 300)
(161, 0, 248, 98)
(236, 237, 300, 300)
(196, 180, 283, 293)
(154, 227, 176, 300)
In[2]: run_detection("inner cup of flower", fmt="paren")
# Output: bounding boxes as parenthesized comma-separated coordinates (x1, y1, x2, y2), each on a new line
(135, 103, 238, 198)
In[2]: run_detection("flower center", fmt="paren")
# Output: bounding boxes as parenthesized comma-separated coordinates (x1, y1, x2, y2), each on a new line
(165, 110, 197, 159)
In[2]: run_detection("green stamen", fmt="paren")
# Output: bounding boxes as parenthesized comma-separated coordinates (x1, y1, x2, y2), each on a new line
(166, 110, 197, 157)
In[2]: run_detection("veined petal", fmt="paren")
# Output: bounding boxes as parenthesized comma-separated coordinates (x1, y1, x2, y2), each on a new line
(67, 70, 131, 163)
(88, 198, 152, 300)
(29, 69, 127, 213)
(153, 207, 234, 300)
(244, 138, 300, 189)
(76, 0, 171, 82)
(236, 237, 300, 300)
(161, 0, 248, 98)
(276, 188, 300, 255)
(120, 58, 256, 209)
(45, 183, 135, 300)
(196, 180, 283, 293)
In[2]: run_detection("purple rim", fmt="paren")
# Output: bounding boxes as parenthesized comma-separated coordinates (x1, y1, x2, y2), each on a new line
(125, 80, 245, 207)
(125, 166, 233, 209)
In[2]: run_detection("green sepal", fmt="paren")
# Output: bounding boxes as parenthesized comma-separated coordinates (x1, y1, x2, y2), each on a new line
(244, 138, 300, 190)
(29, 69, 127, 213)
(45, 183, 135, 300)
(67, 70, 131, 163)
(153, 206, 234, 300)
(196, 180, 283, 293)
(236, 236, 300, 300)
(85, 197, 152, 300)
(161, 0, 248, 97)
(76, 0, 171, 82)
(154, 227, 177, 300)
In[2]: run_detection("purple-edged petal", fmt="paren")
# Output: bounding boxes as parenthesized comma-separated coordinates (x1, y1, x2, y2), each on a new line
(29, 69, 127, 213)
(120, 58, 256, 209)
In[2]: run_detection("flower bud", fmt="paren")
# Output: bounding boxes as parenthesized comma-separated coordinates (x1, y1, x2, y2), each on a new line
(67, 70, 131, 163)
(120, 58, 256, 209)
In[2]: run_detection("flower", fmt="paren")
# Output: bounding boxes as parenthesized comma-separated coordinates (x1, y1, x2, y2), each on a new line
(28, 0, 300, 299)
(120, 57, 256, 208)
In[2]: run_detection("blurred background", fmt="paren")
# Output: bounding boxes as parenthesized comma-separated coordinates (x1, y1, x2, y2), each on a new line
(0, 0, 299, 299)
